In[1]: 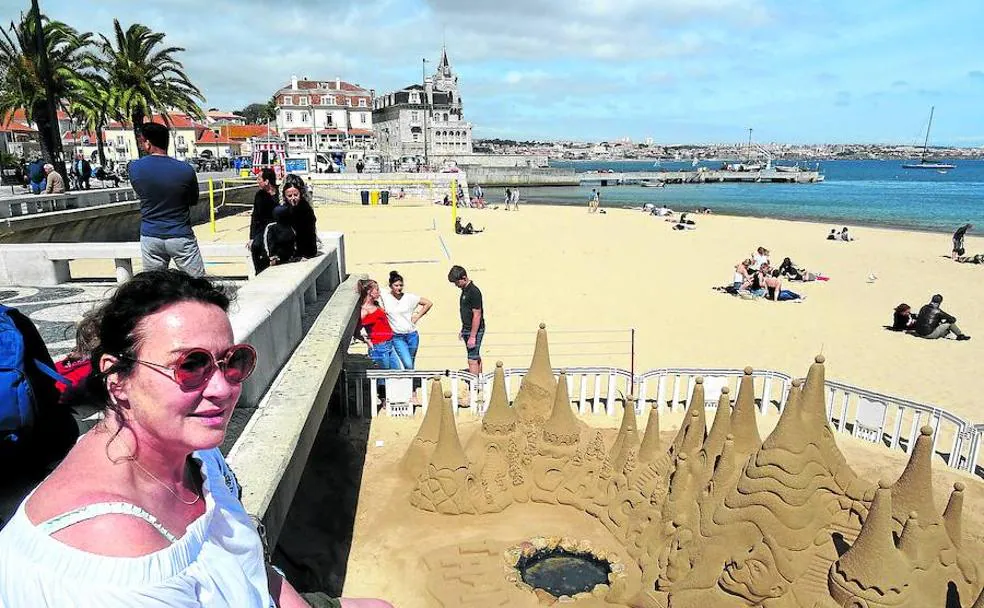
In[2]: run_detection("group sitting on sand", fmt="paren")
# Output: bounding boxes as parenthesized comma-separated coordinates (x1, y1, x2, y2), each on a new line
(891, 294, 971, 341)
(827, 227, 855, 241)
(717, 246, 828, 302)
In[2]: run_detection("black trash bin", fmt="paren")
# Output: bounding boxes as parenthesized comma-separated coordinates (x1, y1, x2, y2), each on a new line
(360, 190, 369, 205)
(380, 190, 390, 205)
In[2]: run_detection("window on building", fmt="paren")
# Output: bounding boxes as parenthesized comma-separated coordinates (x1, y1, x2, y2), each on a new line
(286, 111, 294, 123)
(177, 135, 186, 145)
(326, 114, 334, 126)
(117, 135, 125, 146)
(412, 132, 419, 142)
(361, 113, 367, 124)
(410, 93, 420, 104)
(345, 98, 352, 106)
(443, 113, 449, 121)
(320, 96, 329, 105)
(411, 111, 419, 122)
(358, 98, 367, 107)
(283, 96, 293, 105)
(299, 96, 308, 105)
(301, 112, 309, 123)
(327, 95, 336, 105)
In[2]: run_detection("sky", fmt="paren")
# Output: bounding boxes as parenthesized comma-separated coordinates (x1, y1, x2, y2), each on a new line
(4, 0, 984, 145)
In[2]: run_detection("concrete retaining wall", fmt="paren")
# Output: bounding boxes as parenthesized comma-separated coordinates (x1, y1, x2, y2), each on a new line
(227, 273, 361, 546)
(0, 184, 253, 244)
(461, 166, 578, 187)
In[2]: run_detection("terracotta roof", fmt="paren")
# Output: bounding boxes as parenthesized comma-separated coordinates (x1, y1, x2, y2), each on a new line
(196, 129, 233, 145)
(316, 128, 344, 135)
(1, 120, 36, 133)
(105, 113, 202, 130)
(62, 130, 99, 141)
(275, 78, 370, 96)
(347, 129, 373, 136)
(206, 110, 239, 119)
(3, 108, 68, 123)
(219, 124, 274, 140)
(285, 128, 315, 136)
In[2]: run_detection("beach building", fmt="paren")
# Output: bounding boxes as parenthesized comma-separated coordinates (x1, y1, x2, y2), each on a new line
(218, 124, 278, 156)
(205, 110, 246, 127)
(272, 77, 375, 160)
(0, 117, 38, 158)
(372, 47, 473, 169)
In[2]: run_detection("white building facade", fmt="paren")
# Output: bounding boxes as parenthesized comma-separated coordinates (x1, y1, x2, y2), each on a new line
(273, 77, 375, 158)
(372, 48, 473, 168)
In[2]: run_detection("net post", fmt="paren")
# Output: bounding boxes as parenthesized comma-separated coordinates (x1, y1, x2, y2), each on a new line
(208, 178, 216, 235)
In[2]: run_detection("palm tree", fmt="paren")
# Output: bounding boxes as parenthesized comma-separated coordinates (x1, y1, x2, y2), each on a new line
(67, 75, 110, 166)
(0, 8, 95, 167)
(98, 20, 204, 156)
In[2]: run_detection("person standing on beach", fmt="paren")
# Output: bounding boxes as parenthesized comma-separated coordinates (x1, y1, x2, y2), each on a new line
(952, 223, 972, 259)
(129, 122, 205, 277)
(510, 187, 520, 211)
(588, 189, 599, 213)
(448, 265, 485, 374)
(504, 188, 512, 210)
(381, 270, 433, 369)
(914, 294, 970, 341)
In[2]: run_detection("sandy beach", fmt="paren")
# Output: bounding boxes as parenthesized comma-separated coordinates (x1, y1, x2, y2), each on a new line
(197, 200, 984, 425)
(170, 200, 984, 604)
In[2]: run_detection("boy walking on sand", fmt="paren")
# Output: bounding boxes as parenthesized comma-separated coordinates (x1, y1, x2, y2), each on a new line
(448, 265, 485, 374)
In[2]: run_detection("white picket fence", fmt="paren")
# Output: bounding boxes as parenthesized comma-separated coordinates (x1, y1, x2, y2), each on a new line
(343, 365, 982, 477)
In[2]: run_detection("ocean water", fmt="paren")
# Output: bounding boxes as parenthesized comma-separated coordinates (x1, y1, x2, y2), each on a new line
(488, 159, 984, 233)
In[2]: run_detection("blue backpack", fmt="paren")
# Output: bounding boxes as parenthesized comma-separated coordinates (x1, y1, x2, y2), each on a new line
(0, 304, 70, 453)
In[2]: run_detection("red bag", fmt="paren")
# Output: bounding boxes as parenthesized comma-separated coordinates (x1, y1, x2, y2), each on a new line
(54, 357, 92, 403)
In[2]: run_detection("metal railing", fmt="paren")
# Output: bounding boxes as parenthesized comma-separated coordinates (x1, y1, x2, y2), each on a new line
(342, 363, 982, 477)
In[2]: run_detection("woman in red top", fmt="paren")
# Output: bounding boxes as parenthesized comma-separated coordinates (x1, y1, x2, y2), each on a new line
(357, 279, 399, 370)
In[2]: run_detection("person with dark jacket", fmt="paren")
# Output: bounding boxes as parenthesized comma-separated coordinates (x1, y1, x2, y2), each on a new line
(283, 174, 318, 258)
(952, 223, 972, 260)
(891, 303, 916, 331)
(914, 294, 970, 340)
(248, 168, 278, 272)
(262, 205, 297, 268)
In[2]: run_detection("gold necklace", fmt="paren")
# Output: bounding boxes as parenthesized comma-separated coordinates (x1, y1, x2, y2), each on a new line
(132, 459, 202, 506)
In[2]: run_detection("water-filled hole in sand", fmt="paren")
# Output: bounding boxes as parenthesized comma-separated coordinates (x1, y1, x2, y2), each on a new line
(516, 547, 611, 598)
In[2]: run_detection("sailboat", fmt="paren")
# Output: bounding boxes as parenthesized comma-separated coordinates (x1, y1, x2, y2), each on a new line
(902, 106, 955, 170)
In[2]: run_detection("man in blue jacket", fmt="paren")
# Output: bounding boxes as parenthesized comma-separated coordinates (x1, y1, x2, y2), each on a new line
(128, 122, 205, 276)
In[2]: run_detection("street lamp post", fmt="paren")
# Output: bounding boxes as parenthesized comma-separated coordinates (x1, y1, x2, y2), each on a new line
(422, 57, 429, 170)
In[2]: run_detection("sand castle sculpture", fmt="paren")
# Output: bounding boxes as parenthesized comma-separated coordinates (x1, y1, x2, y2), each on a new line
(403, 325, 982, 607)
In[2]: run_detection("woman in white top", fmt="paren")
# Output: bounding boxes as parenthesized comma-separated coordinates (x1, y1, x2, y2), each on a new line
(750, 246, 770, 271)
(0, 270, 391, 608)
(380, 270, 432, 370)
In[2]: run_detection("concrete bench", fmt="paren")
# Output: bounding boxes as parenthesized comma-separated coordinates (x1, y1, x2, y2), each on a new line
(0, 240, 253, 285)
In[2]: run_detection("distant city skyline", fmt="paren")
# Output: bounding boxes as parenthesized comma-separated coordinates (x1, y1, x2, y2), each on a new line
(4, 0, 984, 146)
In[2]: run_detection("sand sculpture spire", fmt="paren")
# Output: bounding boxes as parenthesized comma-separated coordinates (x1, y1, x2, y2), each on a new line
(828, 480, 911, 604)
(542, 371, 579, 445)
(638, 406, 662, 463)
(512, 323, 557, 422)
(800, 355, 829, 427)
(761, 379, 804, 451)
(973, 584, 984, 608)
(890, 426, 942, 526)
(897, 512, 928, 566)
(670, 377, 706, 457)
(729, 367, 761, 453)
(430, 391, 469, 470)
(942, 481, 965, 548)
(482, 361, 517, 435)
(401, 378, 447, 478)
(700, 387, 731, 470)
(611, 397, 641, 471)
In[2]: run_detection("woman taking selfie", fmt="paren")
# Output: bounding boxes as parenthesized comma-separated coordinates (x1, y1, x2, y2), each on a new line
(0, 270, 390, 608)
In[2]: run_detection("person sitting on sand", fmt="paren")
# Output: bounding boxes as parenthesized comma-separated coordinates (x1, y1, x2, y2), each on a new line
(840, 227, 854, 242)
(455, 217, 483, 235)
(733, 259, 753, 292)
(743, 265, 768, 298)
(672, 212, 696, 230)
(956, 253, 984, 264)
(827, 228, 839, 241)
(892, 303, 917, 332)
(952, 223, 972, 260)
(914, 294, 970, 341)
(750, 246, 770, 271)
(765, 269, 805, 302)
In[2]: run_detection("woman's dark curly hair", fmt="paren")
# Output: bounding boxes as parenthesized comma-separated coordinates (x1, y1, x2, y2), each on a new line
(80, 270, 232, 420)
